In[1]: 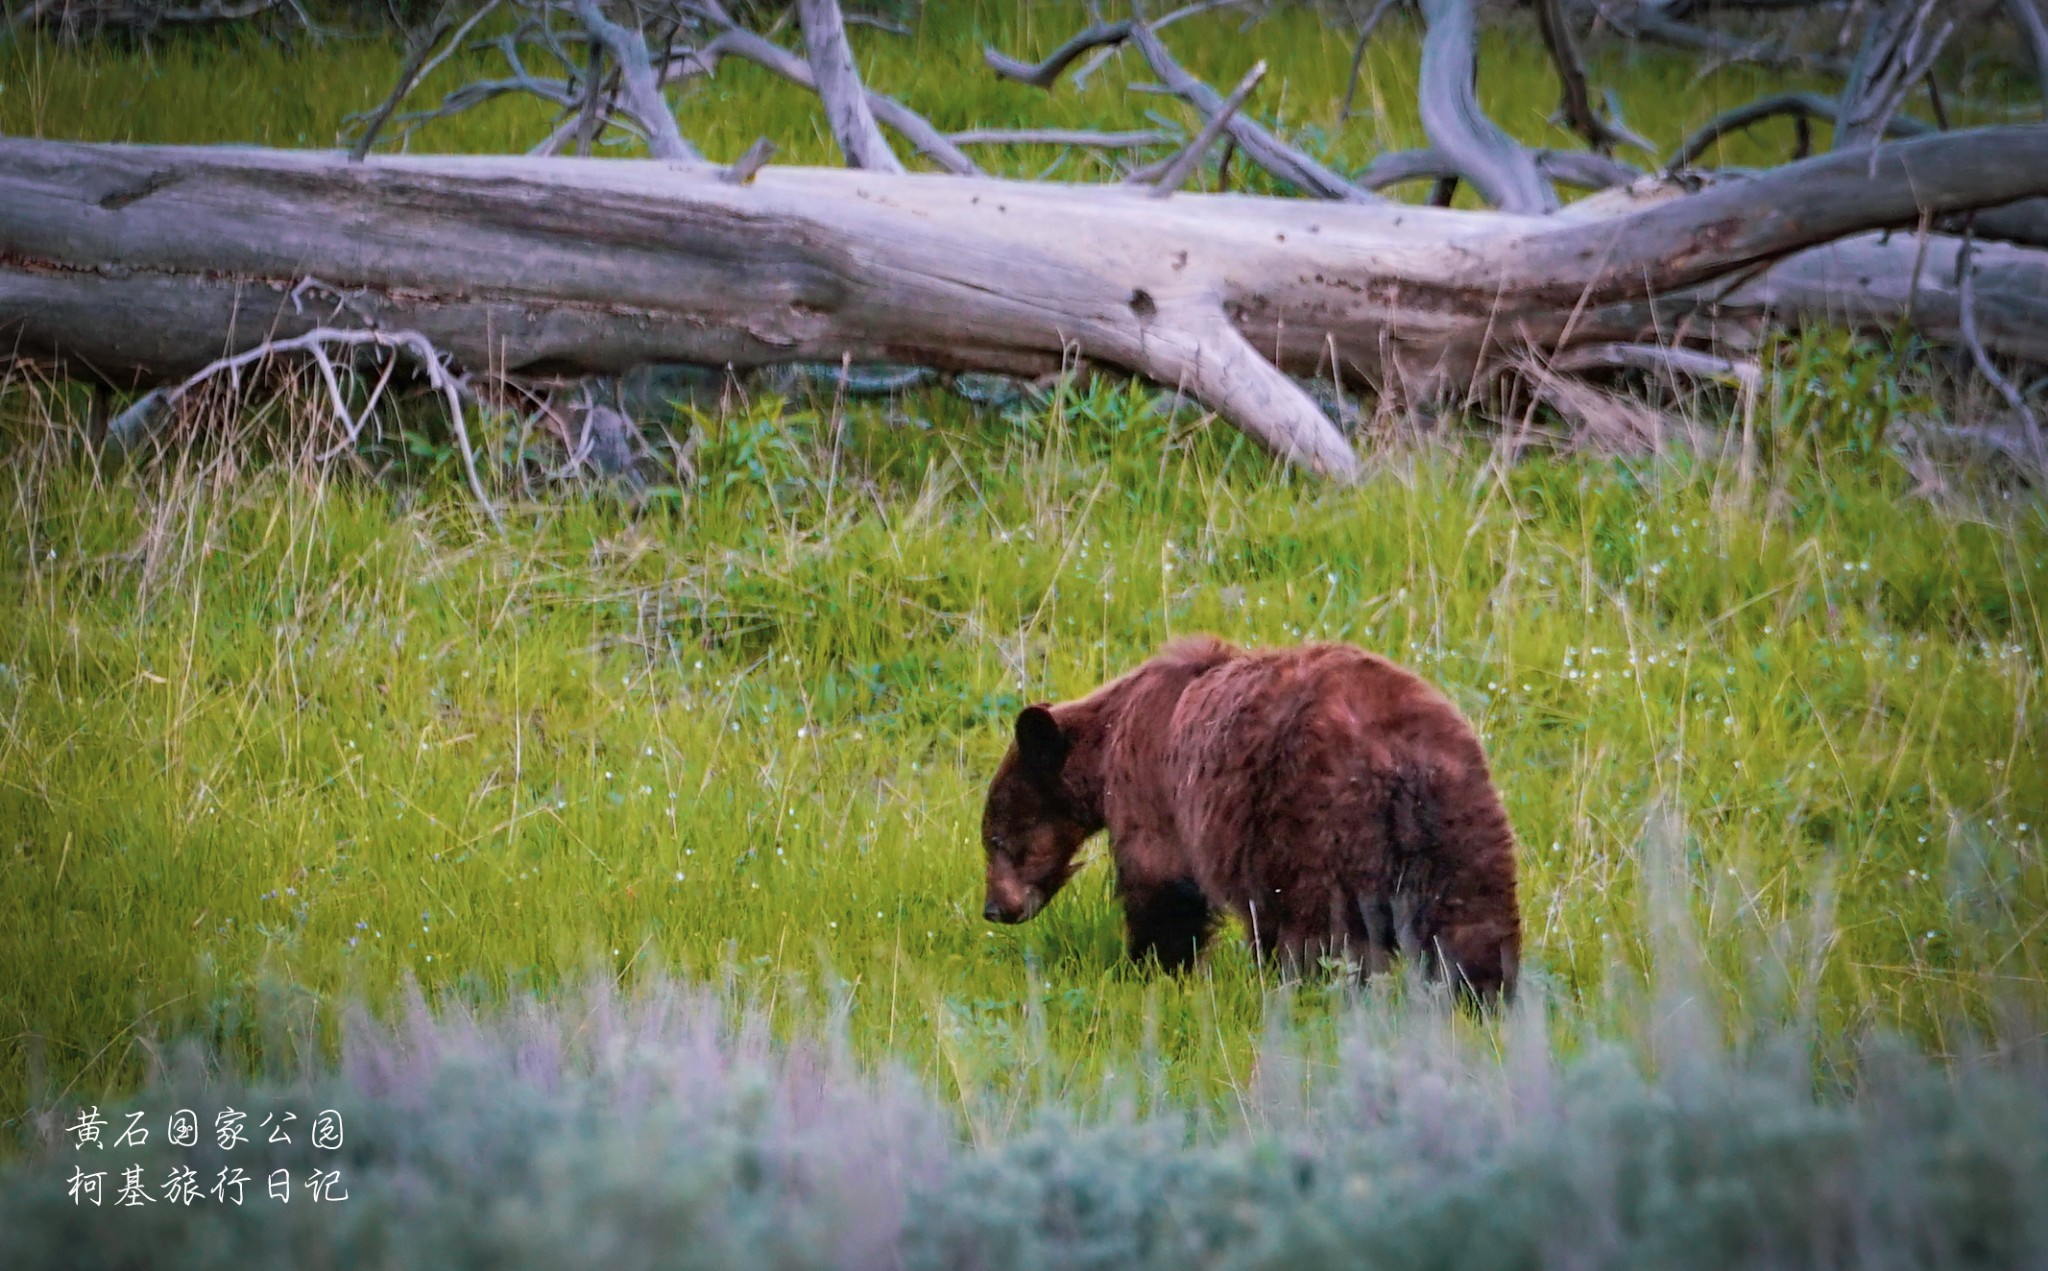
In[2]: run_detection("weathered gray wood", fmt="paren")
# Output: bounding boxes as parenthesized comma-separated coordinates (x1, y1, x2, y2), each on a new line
(5, 127, 2048, 481)
(1123, 18, 1375, 204)
(572, 0, 700, 163)
(1418, 0, 1558, 214)
(689, 26, 980, 176)
(796, 0, 904, 173)
(1834, 0, 1951, 151)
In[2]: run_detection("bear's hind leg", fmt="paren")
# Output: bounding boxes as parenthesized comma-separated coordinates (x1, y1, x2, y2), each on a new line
(1122, 878, 1214, 972)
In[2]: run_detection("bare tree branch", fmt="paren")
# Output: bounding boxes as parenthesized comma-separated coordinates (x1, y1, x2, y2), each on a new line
(573, 0, 702, 162)
(1535, 0, 1650, 156)
(348, 1, 504, 160)
(981, 5, 1371, 199)
(979, 0, 1246, 90)
(1668, 91, 1931, 169)
(1417, 0, 1557, 213)
(1359, 145, 1639, 193)
(106, 325, 503, 528)
(690, 25, 982, 174)
(1149, 59, 1265, 197)
(1549, 341, 1760, 388)
(796, 0, 904, 172)
(1598, 0, 1855, 77)
(1134, 306, 1363, 480)
(1338, 0, 1400, 122)
(1125, 16, 1378, 202)
(987, 7, 1362, 194)
(1956, 222, 2048, 470)
(947, 128, 1175, 150)
(1834, 0, 1953, 151)
(1516, 127, 2048, 307)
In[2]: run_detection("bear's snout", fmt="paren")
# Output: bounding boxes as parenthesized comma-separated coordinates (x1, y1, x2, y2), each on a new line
(982, 881, 1042, 924)
(982, 893, 1036, 924)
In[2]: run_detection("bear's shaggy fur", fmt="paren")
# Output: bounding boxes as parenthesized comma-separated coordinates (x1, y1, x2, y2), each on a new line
(980, 638, 1521, 997)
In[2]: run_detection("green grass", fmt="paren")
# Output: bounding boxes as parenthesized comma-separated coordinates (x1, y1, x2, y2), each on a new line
(2, 3, 2045, 1133)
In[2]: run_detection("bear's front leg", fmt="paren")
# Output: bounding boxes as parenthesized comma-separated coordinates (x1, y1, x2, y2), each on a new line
(1120, 877, 1214, 972)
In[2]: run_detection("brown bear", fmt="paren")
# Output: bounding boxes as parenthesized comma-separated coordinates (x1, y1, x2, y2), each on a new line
(979, 637, 1521, 998)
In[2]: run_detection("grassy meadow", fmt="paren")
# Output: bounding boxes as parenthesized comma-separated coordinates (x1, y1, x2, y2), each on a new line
(2, 4, 2047, 1257)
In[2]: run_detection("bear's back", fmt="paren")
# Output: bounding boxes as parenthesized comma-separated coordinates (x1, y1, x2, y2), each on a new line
(1159, 642, 1489, 845)
(1171, 641, 1475, 755)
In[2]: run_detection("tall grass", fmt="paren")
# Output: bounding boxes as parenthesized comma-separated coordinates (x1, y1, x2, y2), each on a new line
(1, 0, 2044, 1148)
(4, 345, 2044, 1125)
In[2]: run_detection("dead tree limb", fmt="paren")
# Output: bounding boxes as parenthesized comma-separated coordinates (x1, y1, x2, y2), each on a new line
(106, 326, 502, 526)
(1338, 0, 1400, 122)
(1598, 0, 1855, 77)
(985, 10, 1375, 202)
(978, 0, 1246, 90)
(1535, 0, 1649, 156)
(721, 136, 776, 184)
(1956, 223, 2048, 470)
(947, 128, 1176, 150)
(348, 0, 503, 160)
(1834, 0, 1952, 151)
(689, 24, 982, 174)
(8, 126, 2048, 480)
(1549, 341, 1760, 389)
(1358, 146, 1638, 193)
(1668, 91, 1932, 169)
(795, 0, 904, 172)
(573, 0, 701, 161)
(1418, 0, 1557, 213)
(1123, 17, 1378, 202)
(1149, 59, 1265, 197)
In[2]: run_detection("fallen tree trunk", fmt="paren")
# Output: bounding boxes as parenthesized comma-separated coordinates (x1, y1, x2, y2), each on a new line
(5, 128, 2048, 480)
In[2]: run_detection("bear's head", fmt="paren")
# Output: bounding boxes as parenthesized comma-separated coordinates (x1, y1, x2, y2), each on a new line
(981, 704, 1096, 925)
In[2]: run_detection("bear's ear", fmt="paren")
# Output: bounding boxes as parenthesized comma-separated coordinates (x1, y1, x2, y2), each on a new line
(1014, 704, 1069, 780)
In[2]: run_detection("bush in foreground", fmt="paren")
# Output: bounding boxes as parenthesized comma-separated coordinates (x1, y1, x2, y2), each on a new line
(3, 972, 2044, 1271)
